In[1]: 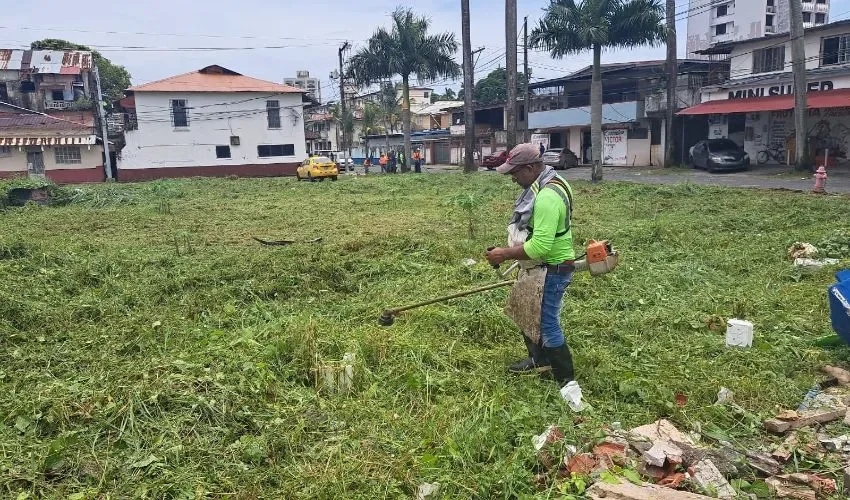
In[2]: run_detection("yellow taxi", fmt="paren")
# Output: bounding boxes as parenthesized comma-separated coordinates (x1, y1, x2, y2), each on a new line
(297, 155, 339, 182)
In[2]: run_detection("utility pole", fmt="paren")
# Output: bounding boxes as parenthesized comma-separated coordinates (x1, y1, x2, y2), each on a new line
(462, 0, 476, 173)
(789, 0, 809, 170)
(93, 65, 112, 180)
(339, 41, 351, 167)
(505, 0, 518, 149)
(523, 16, 530, 143)
(665, 0, 677, 168)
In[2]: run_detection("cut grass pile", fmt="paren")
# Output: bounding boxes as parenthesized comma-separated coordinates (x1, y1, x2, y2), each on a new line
(1, 174, 850, 498)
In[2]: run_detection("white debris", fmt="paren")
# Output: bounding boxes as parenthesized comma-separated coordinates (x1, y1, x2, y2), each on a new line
(726, 319, 754, 348)
(788, 242, 818, 260)
(532, 425, 563, 451)
(818, 434, 850, 452)
(691, 459, 737, 499)
(795, 258, 840, 272)
(560, 381, 584, 411)
(416, 482, 441, 500)
(716, 387, 735, 405)
(462, 258, 477, 267)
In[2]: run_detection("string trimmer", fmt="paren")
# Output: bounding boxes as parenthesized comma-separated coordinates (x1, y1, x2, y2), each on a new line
(378, 240, 619, 326)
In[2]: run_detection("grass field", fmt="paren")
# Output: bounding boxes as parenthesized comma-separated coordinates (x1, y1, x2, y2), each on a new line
(1, 174, 850, 498)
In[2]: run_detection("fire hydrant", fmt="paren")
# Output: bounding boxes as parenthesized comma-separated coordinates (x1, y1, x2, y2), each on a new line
(814, 166, 828, 193)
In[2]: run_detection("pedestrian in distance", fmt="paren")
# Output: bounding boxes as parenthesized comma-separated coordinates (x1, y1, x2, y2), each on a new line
(539, 142, 545, 157)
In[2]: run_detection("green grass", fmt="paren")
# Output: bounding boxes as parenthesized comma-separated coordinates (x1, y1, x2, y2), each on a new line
(1, 174, 850, 498)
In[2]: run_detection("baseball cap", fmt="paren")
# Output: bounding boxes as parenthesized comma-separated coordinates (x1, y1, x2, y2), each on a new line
(496, 143, 544, 174)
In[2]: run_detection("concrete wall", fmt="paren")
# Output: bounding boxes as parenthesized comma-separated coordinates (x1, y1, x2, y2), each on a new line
(0, 145, 104, 183)
(121, 91, 306, 176)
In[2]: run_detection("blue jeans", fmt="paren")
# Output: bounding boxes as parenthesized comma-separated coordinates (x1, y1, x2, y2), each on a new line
(540, 271, 573, 348)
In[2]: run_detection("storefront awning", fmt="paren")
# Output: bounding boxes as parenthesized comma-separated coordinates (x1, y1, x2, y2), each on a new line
(0, 135, 97, 146)
(677, 88, 850, 116)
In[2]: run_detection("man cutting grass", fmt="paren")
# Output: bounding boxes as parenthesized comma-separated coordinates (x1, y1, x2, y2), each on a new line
(486, 143, 577, 386)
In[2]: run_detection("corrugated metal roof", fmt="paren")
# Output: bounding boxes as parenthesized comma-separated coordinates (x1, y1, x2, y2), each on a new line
(0, 49, 24, 70)
(130, 65, 305, 93)
(0, 112, 93, 132)
(0, 49, 92, 73)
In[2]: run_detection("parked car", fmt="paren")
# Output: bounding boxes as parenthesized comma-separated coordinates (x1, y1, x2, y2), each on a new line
(481, 150, 509, 170)
(542, 148, 579, 170)
(297, 156, 338, 182)
(689, 139, 750, 172)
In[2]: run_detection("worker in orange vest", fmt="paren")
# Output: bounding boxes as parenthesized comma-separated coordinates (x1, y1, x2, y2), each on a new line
(379, 153, 388, 173)
(413, 149, 423, 173)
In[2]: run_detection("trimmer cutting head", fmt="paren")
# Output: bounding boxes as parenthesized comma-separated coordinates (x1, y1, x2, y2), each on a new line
(378, 310, 396, 327)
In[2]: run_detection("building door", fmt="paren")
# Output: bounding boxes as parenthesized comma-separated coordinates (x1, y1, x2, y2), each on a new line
(26, 151, 45, 176)
(434, 142, 451, 164)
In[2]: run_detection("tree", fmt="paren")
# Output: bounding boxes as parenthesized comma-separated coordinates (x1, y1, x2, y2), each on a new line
(430, 87, 457, 103)
(348, 7, 460, 172)
(31, 39, 131, 106)
(531, 0, 665, 182)
(360, 102, 384, 158)
(473, 68, 530, 104)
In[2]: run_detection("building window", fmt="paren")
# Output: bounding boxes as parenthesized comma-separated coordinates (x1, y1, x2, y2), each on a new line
(423, 91, 430, 99)
(716, 4, 728, 17)
(54, 146, 82, 164)
(216, 145, 231, 159)
(803, 12, 811, 23)
(267, 100, 281, 129)
(171, 99, 189, 128)
(753, 45, 786, 73)
(816, 0, 826, 3)
(822, 35, 850, 65)
(51, 89, 65, 101)
(0, 146, 11, 157)
(715, 23, 727, 36)
(766, 15, 774, 27)
(0, 82, 8, 102)
(767, 0, 774, 6)
(257, 144, 295, 157)
(816, 13, 826, 24)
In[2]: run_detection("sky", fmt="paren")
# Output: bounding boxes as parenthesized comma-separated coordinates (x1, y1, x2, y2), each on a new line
(3, 0, 850, 100)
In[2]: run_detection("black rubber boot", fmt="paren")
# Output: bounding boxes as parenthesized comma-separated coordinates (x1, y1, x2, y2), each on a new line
(509, 335, 551, 374)
(543, 345, 575, 384)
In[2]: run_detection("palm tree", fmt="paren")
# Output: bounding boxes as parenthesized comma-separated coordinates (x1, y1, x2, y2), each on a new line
(360, 102, 384, 159)
(348, 7, 460, 172)
(531, 0, 665, 182)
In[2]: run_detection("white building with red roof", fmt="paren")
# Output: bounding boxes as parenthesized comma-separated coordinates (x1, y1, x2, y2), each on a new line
(118, 65, 307, 180)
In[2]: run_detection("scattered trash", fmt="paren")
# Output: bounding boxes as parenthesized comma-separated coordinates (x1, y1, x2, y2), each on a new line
(788, 242, 818, 260)
(725, 319, 753, 348)
(794, 257, 840, 272)
(766, 475, 817, 500)
(416, 482, 441, 500)
(532, 425, 564, 452)
(587, 481, 714, 499)
(821, 365, 850, 384)
(716, 387, 734, 405)
(565, 453, 598, 475)
(764, 390, 848, 433)
(462, 258, 477, 267)
(772, 433, 799, 462)
(817, 433, 849, 452)
(674, 392, 688, 407)
(630, 419, 695, 447)
(744, 451, 782, 477)
(690, 459, 737, 499)
(797, 384, 822, 412)
(560, 381, 584, 411)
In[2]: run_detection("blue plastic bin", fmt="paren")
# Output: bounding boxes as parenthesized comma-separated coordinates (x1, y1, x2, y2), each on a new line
(830, 269, 850, 344)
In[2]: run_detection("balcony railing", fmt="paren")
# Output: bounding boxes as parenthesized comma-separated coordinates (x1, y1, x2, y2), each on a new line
(766, 5, 776, 13)
(766, 25, 777, 33)
(44, 100, 71, 110)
